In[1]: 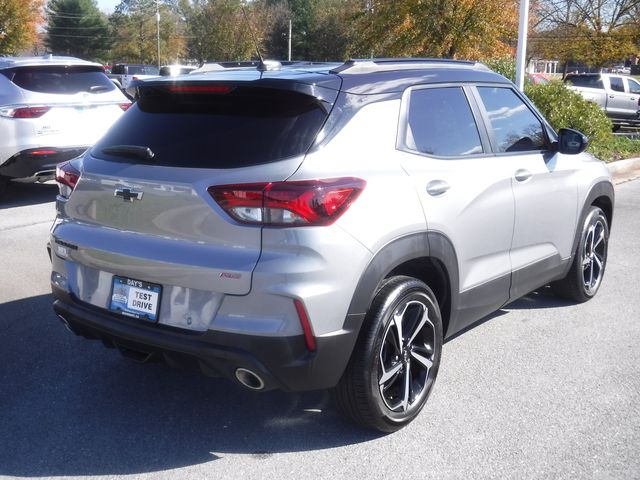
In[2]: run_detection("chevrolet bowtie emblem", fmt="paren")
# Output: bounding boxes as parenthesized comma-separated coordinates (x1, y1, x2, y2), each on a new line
(114, 187, 143, 202)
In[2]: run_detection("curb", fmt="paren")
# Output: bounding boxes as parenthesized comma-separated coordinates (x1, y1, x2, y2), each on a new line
(607, 157, 640, 185)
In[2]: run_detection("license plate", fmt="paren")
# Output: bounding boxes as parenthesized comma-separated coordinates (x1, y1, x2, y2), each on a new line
(109, 276, 162, 321)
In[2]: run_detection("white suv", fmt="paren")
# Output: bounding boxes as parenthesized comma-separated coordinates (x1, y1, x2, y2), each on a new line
(0, 55, 130, 195)
(50, 59, 614, 432)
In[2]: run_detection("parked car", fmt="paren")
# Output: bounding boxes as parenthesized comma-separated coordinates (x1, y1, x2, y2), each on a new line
(527, 72, 550, 84)
(50, 58, 614, 432)
(564, 72, 640, 129)
(108, 64, 159, 90)
(0, 54, 131, 195)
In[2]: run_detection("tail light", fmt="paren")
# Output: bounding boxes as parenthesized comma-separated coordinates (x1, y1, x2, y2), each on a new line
(29, 149, 58, 156)
(0, 106, 51, 118)
(55, 161, 81, 198)
(208, 177, 366, 227)
(118, 102, 132, 111)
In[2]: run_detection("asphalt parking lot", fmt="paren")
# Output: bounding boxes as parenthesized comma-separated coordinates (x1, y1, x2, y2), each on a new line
(1, 179, 639, 480)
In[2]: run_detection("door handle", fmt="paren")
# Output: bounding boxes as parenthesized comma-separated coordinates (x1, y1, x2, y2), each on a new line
(514, 169, 532, 182)
(426, 180, 450, 196)
(609, 95, 615, 99)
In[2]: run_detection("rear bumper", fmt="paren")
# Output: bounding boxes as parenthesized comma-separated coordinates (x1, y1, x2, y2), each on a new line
(0, 147, 87, 181)
(51, 285, 363, 392)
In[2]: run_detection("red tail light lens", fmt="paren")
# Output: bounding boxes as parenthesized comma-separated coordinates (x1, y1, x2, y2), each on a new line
(118, 102, 132, 111)
(29, 149, 58, 156)
(209, 177, 366, 227)
(294, 299, 316, 352)
(56, 161, 81, 198)
(11, 106, 51, 118)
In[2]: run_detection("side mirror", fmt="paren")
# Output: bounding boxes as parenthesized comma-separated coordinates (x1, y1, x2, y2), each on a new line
(557, 128, 589, 155)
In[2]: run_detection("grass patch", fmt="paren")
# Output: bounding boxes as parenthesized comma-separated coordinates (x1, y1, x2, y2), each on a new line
(590, 134, 640, 162)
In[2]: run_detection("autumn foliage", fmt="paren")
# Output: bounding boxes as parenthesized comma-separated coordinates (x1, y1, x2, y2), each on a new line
(349, 0, 520, 59)
(0, 0, 43, 55)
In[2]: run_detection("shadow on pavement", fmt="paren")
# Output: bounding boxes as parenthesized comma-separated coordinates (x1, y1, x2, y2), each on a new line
(445, 286, 575, 343)
(0, 294, 381, 477)
(0, 182, 58, 210)
(504, 286, 575, 310)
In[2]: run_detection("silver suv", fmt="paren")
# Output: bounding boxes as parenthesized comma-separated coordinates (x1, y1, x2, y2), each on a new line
(0, 55, 130, 195)
(50, 59, 614, 432)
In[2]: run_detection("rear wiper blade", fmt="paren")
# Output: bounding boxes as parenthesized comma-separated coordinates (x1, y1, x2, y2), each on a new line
(101, 145, 155, 160)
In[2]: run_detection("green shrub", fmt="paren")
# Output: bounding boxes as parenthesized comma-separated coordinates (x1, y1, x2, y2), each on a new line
(524, 81, 613, 146)
(587, 134, 640, 162)
(481, 56, 639, 161)
(482, 57, 516, 82)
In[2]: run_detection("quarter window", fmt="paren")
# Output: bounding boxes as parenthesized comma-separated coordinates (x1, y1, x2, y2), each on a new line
(477, 87, 547, 153)
(609, 77, 625, 92)
(404, 87, 483, 157)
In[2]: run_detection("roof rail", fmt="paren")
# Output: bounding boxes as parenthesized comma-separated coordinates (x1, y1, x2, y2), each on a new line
(330, 58, 489, 74)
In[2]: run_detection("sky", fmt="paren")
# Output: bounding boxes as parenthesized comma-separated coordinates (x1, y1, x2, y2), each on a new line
(96, 0, 120, 14)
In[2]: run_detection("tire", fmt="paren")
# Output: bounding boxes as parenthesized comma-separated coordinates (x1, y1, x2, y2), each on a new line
(332, 276, 443, 433)
(551, 206, 609, 302)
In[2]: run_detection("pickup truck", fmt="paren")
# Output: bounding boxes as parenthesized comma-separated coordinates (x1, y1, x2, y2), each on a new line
(564, 73, 640, 129)
(107, 64, 159, 90)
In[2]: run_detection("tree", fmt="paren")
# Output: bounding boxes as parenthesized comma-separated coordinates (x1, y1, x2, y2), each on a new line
(45, 0, 111, 61)
(182, 0, 257, 63)
(349, 0, 519, 60)
(110, 0, 186, 65)
(0, 0, 43, 55)
(532, 0, 640, 68)
(256, 0, 355, 61)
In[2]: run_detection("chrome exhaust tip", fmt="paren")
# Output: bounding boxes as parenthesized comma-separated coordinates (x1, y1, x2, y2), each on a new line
(56, 314, 73, 332)
(235, 368, 265, 390)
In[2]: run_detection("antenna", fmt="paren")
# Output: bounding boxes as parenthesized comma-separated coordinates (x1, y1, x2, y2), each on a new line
(240, 5, 264, 65)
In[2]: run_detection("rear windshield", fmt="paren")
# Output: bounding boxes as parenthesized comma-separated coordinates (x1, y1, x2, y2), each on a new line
(92, 85, 329, 168)
(1, 65, 116, 94)
(565, 75, 604, 89)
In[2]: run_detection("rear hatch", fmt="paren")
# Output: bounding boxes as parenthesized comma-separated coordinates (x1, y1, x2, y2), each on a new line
(1, 64, 128, 147)
(56, 74, 340, 305)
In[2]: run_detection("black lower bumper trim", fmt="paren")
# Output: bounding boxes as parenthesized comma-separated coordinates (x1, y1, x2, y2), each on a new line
(0, 147, 87, 180)
(51, 287, 362, 392)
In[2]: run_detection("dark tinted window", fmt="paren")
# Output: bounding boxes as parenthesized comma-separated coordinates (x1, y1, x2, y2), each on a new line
(405, 87, 483, 156)
(111, 65, 125, 75)
(565, 74, 604, 89)
(92, 86, 328, 168)
(477, 87, 547, 153)
(609, 76, 625, 92)
(2, 66, 115, 94)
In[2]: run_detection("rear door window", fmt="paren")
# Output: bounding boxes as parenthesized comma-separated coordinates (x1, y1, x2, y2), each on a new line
(477, 87, 548, 153)
(1, 65, 116, 94)
(403, 86, 483, 157)
(92, 85, 329, 168)
(609, 76, 625, 92)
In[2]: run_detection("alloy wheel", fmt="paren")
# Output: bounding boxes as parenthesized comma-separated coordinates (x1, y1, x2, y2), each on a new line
(582, 218, 607, 295)
(378, 299, 436, 413)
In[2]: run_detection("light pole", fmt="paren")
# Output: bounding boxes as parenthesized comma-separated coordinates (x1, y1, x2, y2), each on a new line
(288, 19, 292, 61)
(156, 0, 160, 68)
(515, 0, 530, 91)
